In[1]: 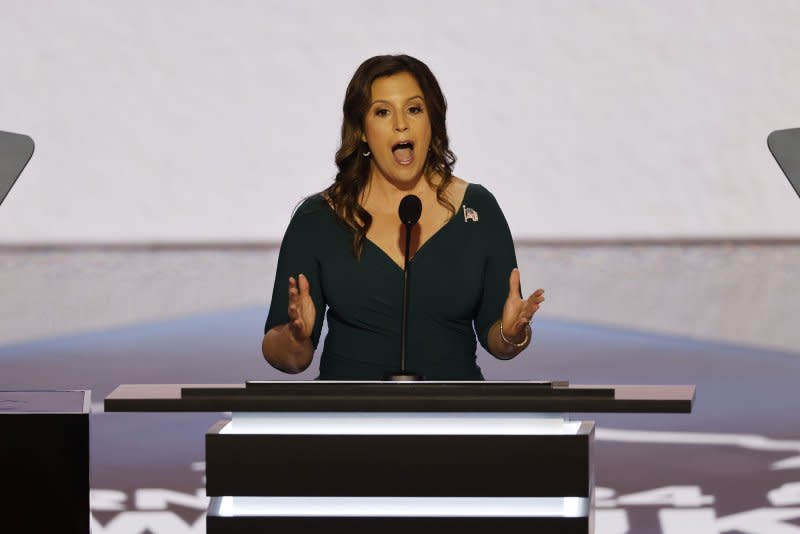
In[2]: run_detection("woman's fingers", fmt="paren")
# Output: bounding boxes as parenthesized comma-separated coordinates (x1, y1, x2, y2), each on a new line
(507, 268, 521, 301)
(297, 273, 310, 297)
(288, 278, 300, 318)
(289, 317, 305, 339)
(288, 274, 315, 341)
(517, 290, 545, 323)
(289, 274, 311, 303)
(530, 289, 545, 305)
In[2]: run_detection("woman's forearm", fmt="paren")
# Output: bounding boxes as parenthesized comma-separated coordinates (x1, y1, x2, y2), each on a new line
(262, 324, 315, 373)
(487, 320, 530, 360)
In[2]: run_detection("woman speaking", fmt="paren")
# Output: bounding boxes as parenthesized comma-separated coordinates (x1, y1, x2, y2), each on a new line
(262, 55, 544, 380)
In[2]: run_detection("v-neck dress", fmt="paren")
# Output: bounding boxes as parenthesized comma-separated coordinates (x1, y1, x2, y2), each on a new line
(264, 183, 518, 380)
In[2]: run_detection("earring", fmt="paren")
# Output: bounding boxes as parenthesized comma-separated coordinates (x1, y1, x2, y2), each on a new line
(361, 141, 371, 157)
(362, 149, 371, 157)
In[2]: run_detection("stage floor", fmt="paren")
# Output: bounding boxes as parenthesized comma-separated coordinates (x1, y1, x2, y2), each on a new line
(1, 306, 799, 533)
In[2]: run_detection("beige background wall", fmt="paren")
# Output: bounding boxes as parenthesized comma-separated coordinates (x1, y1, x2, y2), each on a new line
(1, 0, 799, 243)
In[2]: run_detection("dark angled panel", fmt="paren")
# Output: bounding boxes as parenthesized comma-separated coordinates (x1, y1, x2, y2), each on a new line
(0, 130, 34, 206)
(768, 127, 800, 199)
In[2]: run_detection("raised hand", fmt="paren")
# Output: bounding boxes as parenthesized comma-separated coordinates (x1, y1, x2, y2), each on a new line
(501, 268, 544, 342)
(287, 273, 316, 343)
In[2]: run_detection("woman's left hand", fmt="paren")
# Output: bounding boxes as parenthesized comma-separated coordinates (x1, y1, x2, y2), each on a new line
(501, 268, 545, 343)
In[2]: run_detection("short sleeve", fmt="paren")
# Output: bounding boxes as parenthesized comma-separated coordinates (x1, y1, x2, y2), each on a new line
(264, 197, 328, 348)
(473, 186, 519, 352)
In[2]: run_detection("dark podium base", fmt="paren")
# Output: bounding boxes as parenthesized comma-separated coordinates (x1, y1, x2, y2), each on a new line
(0, 391, 90, 534)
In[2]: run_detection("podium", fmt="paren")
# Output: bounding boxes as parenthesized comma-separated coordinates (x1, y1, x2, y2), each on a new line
(105, 381, 694, 534)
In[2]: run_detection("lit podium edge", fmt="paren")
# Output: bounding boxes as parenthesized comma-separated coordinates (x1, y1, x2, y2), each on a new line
(104, 382, 695, 534)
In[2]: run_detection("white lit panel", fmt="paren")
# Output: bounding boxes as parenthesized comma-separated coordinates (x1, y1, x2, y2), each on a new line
(225, 412, 579, 435)
(212, 496, 590, 518)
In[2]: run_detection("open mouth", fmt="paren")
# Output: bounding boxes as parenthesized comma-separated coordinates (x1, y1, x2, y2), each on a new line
(391, 141, 415, 165)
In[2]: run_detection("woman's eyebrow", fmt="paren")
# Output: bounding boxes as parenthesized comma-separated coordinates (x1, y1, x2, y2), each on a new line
(370, 95, 425, 105)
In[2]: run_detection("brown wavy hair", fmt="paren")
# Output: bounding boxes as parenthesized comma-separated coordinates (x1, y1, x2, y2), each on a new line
(324, 55, 457, 259)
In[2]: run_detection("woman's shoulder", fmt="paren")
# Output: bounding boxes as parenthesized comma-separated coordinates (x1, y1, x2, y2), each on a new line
(286, 193, 334, 232)
(454, 179, 510, 232)
(294, 193, 332, 216)
(453, 178, 499, 207)
(442, 175, 476, 207)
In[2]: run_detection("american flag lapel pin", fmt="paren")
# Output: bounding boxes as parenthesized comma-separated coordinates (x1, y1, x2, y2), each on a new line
(463, 205, 479, 222)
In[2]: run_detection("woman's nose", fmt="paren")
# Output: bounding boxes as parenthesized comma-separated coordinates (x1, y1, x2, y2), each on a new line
(394, 117, 408, 132)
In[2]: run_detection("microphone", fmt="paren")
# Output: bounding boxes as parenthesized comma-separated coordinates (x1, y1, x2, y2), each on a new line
(385, 194, 424, 381)
(398, 194, 422, 226)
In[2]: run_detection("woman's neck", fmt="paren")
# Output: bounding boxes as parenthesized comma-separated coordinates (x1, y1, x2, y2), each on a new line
(363, 172, 439, 211)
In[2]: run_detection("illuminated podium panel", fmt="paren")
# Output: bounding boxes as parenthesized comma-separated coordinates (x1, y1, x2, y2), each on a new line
(105, 381, 695, 534)
(207, 497, 591, 534)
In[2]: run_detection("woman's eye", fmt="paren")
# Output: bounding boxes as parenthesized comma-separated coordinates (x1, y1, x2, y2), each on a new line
(375, 109, 389, 117)
(409, 106, 423, 114)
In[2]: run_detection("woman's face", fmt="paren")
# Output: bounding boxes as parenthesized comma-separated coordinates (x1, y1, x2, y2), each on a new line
(362, 71, 432, 188)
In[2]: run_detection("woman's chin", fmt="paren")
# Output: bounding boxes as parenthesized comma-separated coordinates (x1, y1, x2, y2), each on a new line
(372, 161, 426, 187)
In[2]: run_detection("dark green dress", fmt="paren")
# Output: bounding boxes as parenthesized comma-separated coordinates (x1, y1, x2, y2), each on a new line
(264, 183, 518, 380)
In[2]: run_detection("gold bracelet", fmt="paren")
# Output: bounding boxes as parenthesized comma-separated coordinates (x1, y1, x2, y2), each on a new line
(499, 321, 531, 348)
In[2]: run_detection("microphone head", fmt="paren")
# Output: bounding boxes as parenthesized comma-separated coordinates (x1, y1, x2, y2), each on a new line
(398, 194, 422, 226)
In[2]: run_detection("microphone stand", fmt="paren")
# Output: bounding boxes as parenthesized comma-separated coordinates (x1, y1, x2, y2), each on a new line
(385, 197, 424, 382)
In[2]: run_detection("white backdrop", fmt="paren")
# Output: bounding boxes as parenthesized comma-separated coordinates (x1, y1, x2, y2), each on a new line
(1, 0, 799, 243)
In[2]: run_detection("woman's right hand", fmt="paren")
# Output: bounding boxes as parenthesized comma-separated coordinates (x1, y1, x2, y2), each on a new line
(287, 274, 316, 343)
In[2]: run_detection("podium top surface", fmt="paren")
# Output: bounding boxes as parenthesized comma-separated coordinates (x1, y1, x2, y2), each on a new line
(0, 390, 90, 414)
(104, 382, 694, 414)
